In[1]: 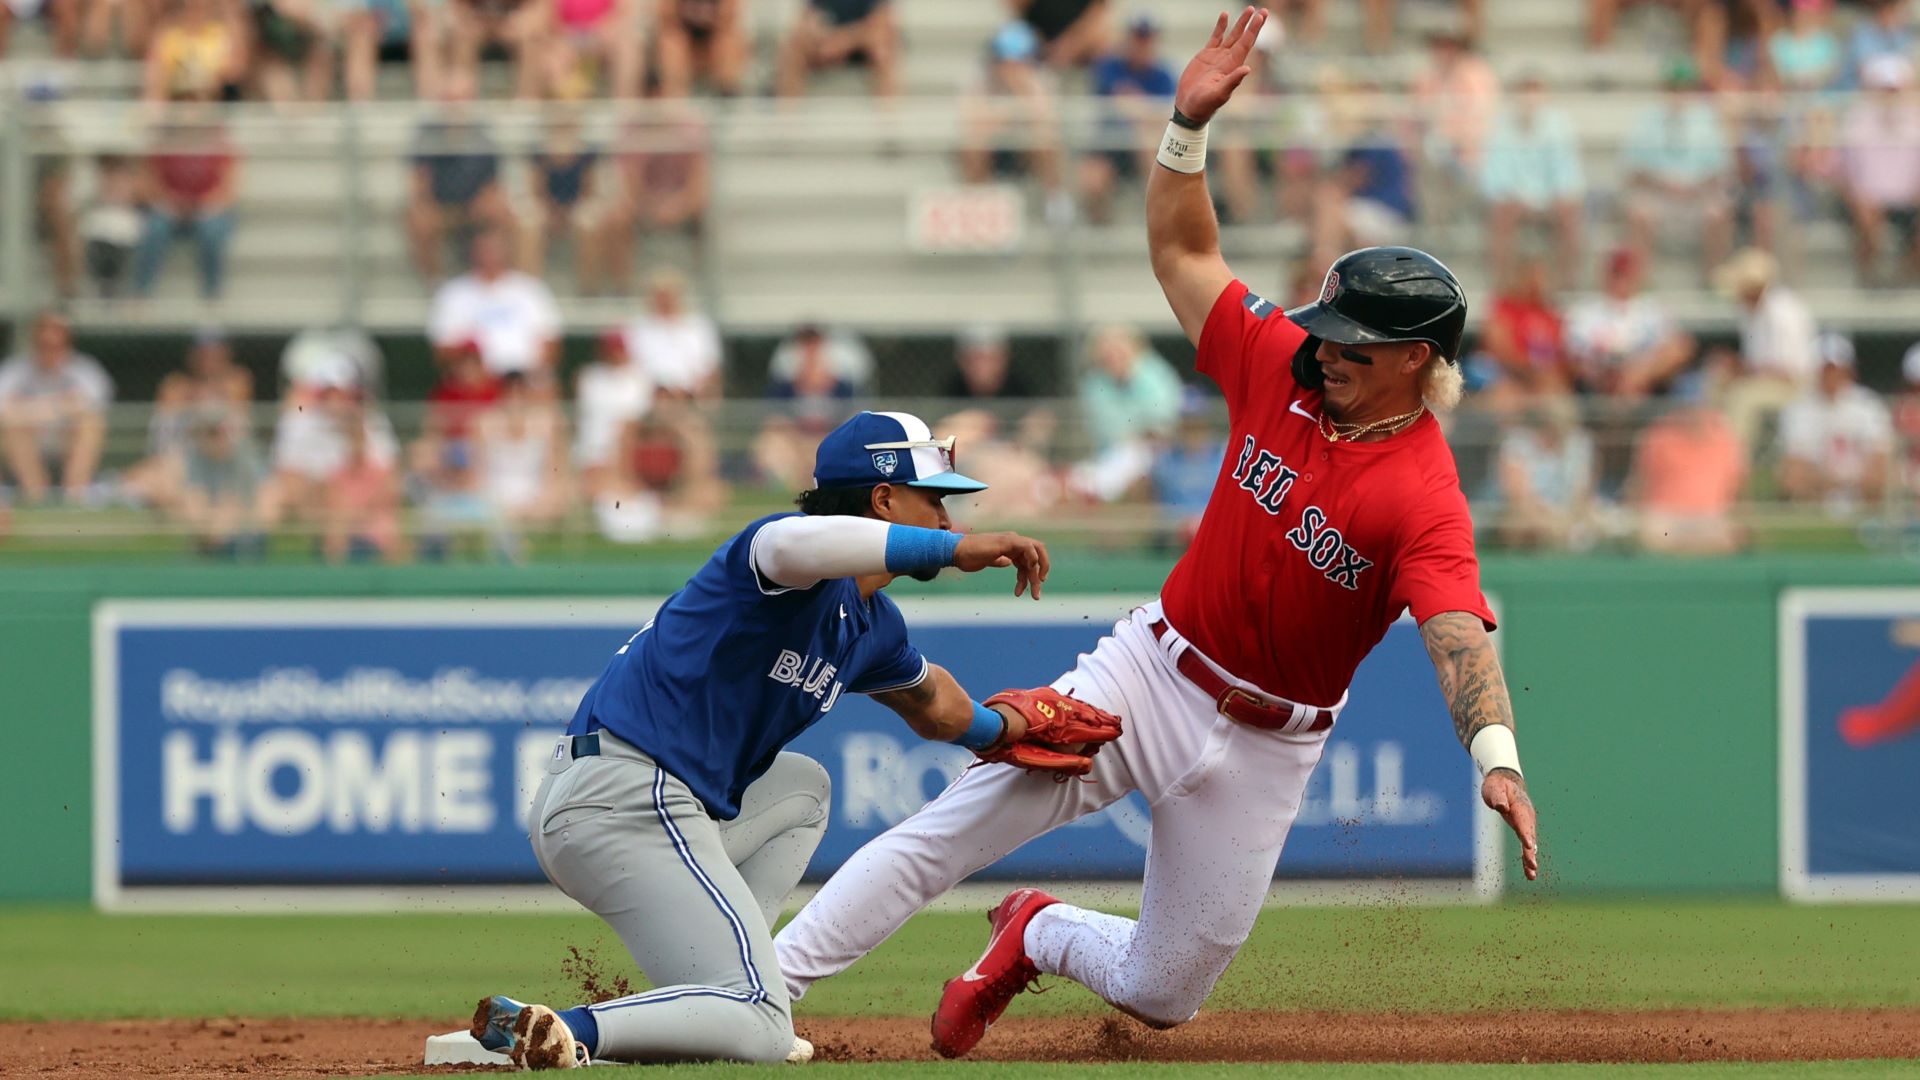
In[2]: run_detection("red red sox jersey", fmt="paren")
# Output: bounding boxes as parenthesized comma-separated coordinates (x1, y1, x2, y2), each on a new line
(1159, 280, 1496, 708)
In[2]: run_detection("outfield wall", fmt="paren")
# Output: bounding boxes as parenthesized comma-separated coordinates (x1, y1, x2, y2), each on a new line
(2, 555, 1913, 903)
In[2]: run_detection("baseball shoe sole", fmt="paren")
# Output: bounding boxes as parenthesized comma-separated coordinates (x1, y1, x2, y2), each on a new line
(929, 887, 1060, 1058)
(469, 995, 584, 1069)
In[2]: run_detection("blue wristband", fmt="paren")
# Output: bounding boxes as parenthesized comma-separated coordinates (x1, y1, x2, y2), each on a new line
(950, 700, 1006, 751)
(884, 525, 963, 575)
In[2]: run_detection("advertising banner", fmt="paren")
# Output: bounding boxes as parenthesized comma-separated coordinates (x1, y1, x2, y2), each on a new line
(1780, 589, 1920, 901)
(95, 598, 1489, 907)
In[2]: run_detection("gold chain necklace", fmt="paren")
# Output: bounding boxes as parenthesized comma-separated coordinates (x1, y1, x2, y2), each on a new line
(1319, 405, 1426, 443)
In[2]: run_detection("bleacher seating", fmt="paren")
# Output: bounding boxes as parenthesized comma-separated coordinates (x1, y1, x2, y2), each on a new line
(0, 0, 1913, 335)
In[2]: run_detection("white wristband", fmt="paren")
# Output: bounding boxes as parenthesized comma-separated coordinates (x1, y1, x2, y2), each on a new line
(1156, 120, 1208, 174)
(1468, 724, 1523, 779)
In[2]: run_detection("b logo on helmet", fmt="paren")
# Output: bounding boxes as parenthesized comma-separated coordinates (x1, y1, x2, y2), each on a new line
(1319, 270, 1340, 304)
(871, 451, 899, 476)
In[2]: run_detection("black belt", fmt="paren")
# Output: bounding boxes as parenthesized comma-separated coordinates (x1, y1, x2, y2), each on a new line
(568, 733, 602, 758)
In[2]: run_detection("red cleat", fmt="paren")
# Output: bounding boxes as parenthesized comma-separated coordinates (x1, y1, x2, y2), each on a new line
(930, 887, 1060, 1058)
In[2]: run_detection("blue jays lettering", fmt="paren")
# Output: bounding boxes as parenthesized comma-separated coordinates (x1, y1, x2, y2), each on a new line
(767, 649, 848, 713)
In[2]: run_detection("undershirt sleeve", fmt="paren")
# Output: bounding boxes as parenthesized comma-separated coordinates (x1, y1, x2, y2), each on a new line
(748, 515, 893, 592)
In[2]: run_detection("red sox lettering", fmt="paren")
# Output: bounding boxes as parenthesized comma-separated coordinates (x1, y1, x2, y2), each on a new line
(1230, 434, 1374, 591)
(1285, 507, 1373, 590)
(1232, 435, 1299, 514)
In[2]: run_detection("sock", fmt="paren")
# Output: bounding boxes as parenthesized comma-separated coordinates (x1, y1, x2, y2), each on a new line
(1023, 903, 1136, 988)
(557, 1005, 599, 1058)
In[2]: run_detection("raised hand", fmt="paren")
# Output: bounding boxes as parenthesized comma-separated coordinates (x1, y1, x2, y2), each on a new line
(1173, 7, 1268, 126)
(1482, 770, 1540, 881)
(952, 531, 1052, 600)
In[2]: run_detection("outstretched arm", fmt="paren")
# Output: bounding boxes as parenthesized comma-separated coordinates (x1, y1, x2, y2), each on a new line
(1420, 611, 1541, 880)
(1147, 6, 1266, 345)
(870, 663, 1027, 745)
(753, 515, 1050, 597)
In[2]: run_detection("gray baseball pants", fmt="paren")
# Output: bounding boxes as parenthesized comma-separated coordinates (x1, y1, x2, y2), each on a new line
(528, 730, 830, 1063)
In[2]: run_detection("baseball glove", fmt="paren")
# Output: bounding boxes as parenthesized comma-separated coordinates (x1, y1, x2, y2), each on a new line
(977, 687, 1124, 777)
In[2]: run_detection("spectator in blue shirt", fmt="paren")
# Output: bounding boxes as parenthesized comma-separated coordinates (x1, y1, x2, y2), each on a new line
(1077, 13, 1175, 224)
(959, 20, 1063, 203)
(1844, 0, 1914, 89)
(1149, 387, 1225, 551)
(406, 71, 517, 282)
(774, 0, 900, 99)
(525, 110, 600, 285)
(1621, 62, 1733, 278)
(1310, 84, 1415, 267)
(753, 324, 865, 492)
(1480, 73, 1584, 288)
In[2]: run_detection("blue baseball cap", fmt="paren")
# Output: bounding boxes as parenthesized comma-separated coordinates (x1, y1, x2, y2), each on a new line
(813, 411, 989, 494)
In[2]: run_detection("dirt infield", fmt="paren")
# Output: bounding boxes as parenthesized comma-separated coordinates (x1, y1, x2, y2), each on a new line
(9, 1009, 1920, 1076)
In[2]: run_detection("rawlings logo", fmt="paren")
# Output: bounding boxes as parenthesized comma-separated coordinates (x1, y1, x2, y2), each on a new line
(1320, 270, 1340, 304)
(871, 450, 899, 476)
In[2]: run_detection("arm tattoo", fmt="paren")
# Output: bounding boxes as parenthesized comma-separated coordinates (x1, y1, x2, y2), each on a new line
(1419, 611, 1515, 749)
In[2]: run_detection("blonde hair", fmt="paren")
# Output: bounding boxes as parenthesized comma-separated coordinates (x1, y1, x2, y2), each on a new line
(1422, 354, 1465, 412)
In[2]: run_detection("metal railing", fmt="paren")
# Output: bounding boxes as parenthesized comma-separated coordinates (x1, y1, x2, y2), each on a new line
(1, 394, 1911, 561)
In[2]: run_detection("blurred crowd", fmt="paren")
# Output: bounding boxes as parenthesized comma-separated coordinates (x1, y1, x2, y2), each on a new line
(12, 0, 1920, 301)
(6, 0, 1920, 557)
(4, 240, 1918, 561)
(1455, 239, 1911, 555)
(0, 274, 1217, 558)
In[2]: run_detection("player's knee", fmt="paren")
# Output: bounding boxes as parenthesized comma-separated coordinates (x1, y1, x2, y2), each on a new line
(733, 999, 796, 1063)
(771, 752, 831, 824)
(1111, 952, 1229, 1029)
(1110, 991, 1200, 1031)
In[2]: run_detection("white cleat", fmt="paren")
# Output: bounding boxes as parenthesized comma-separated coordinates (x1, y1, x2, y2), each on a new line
(786, 1036, 815, 1064)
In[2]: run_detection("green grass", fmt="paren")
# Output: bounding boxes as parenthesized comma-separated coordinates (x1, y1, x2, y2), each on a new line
(4, 899, 1919, 1023)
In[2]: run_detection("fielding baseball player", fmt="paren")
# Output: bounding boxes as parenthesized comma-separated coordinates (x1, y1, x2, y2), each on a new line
(468, 410, 1122, 1068)
(773, 7, 1541, 1057)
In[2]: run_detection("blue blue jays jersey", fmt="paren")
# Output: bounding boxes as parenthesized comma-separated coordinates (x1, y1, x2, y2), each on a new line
(568, 513, 928, 818)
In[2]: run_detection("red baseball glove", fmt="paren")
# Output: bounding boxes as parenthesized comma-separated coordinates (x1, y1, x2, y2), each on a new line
(977, 687, 1124, 777)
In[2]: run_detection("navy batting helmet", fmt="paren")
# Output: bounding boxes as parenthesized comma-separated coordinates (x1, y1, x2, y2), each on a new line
(1286, 246, 1468, 389)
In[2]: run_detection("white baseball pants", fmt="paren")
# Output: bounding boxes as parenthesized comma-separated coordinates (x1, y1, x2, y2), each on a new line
(775, 602, 1332, 1027)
